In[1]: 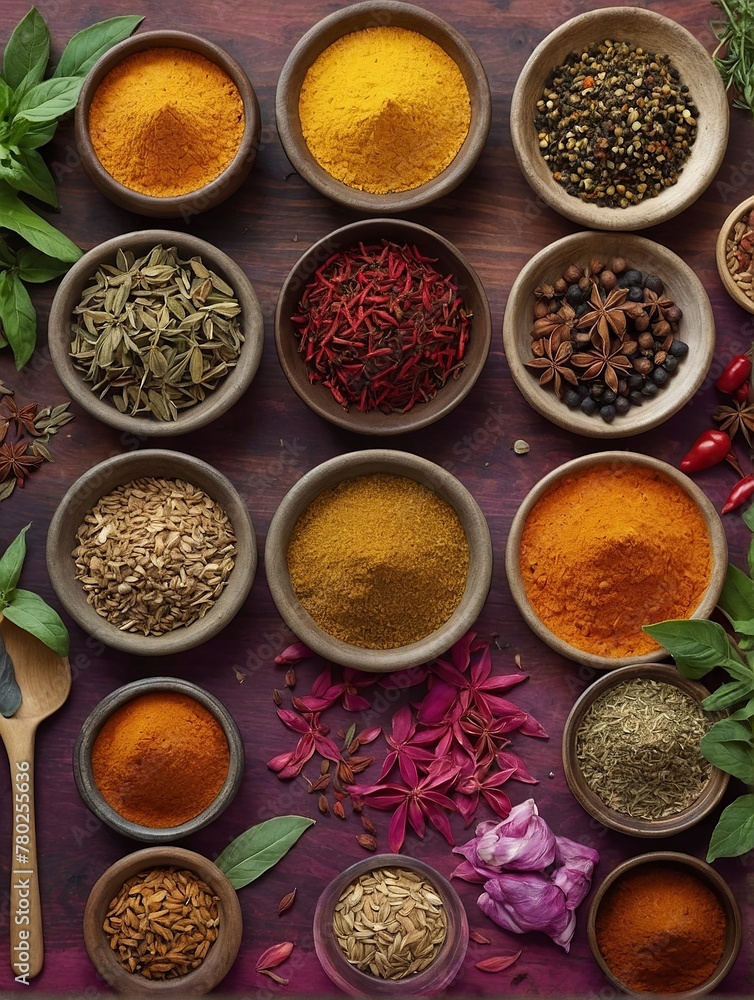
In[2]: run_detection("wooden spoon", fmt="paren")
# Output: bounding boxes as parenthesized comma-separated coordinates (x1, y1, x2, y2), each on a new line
(0, 617, 71, 982)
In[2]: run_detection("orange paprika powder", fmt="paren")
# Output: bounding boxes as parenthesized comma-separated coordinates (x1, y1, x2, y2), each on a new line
(91, 691, 230, 828)
(595, 863, 727, 993)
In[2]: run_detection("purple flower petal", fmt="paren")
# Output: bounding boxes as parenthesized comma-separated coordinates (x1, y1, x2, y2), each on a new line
(357, 726, 382, 745)
(481, 787, 512, 819)
(474, 799, 556, 871)
(313, 734, 344, 762)
(342, 692, 372, 712)
(450, 859, 486, 883)
(416, 678, 458, 724)
(388, 800, 409, 852)
(390, 705, 414, 745)
(480, 874, 576, 951)
(495, 751, 539, 784)
(276, 708, 310, 734)
(552, 836, 600, 909)
(274, 641, 314, 664)
(422, 800, 456, 845)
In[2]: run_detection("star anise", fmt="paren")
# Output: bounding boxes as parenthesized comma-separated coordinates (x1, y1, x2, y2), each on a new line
(525, 336, 578, 398)
(576, 285, 632, 350)
(642, 288, 675, 323)
(531, 303, 577, 349)
(1, 396, 39, 436)
(713, 400, 754, 446)
(571, 339, 633, 393)
(0, 440, 43, 487)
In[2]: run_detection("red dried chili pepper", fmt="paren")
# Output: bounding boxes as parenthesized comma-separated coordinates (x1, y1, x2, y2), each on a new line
(733, 380, 751, 404)
(716, 355, 752, 394)
(722, 475, 754, 513)
(679, 429, 732, 473)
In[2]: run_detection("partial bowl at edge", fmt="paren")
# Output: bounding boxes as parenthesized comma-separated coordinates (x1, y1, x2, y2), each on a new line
(716, 195, 754, 314)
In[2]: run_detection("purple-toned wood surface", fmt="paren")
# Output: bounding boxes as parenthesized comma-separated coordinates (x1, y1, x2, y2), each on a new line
(0, 0, 752, 995)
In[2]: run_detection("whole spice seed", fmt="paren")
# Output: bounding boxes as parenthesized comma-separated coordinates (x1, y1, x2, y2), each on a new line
(278, 888, 297, 916)
(103, 866, 220, 979)
(725, 210, 754, 301)
(333, 867, 447, 980)
(73, 476, 236, 635)
(535, 40, 697, 207)
(69, 245, 244, 421)
(526, 258, 687, 422)
(291, 240, 470, 414)
(576, 678, 713, 820)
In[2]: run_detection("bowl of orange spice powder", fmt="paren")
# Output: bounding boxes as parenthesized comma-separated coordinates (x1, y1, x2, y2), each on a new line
(73, 677, 244, 843)
(74, 30, 261, 218)
(505, 452, 727, 669)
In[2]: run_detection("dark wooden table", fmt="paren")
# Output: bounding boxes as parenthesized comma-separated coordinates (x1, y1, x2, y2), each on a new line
(0, 0, 752, 995)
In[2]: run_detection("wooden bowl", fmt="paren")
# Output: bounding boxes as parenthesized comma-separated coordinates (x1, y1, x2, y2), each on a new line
(587, 852, 742, 996)
(46, 449, 256, 656)
(73, 677, 244, 843)
(48, 229, 264, 438)
(313, 854, 468, 996)
(83, 845, 242, 995)
(504, 452, 727, 669)
(562, 663, 729, 837)
(716, 195, 754, 314)
(502, 231, 715, 438)
(510, 7, 729, 231)
(275, 1, 491, 213)
(274, 219, 491, 435)
(75, 30, 261, 218)
(265, 449, 493, 671)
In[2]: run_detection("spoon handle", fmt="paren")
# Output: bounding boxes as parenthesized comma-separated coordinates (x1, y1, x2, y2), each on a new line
(3, 726, 42, 982)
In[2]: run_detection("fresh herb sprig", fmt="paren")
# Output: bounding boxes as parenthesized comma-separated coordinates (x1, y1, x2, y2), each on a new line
(0, 523, 68, 657)
(711, 0, 754, 114)
(644, 506, 754, 861)
(0, 8, 143, 367)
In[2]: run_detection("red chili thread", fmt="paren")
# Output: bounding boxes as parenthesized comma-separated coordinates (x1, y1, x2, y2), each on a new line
(291, 240, 471, 414)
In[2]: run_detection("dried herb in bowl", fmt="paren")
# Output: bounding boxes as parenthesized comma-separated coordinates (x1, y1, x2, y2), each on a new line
(291, 241, 470, 414)
(535, 40, 697, 207)
(69, 245, 243, 421)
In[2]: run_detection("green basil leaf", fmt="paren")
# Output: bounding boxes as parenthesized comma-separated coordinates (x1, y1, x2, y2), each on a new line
(743, 503, 754, 534)
(0, 523, 29, 602)
(3, 8, 49, 92)
(2, 588, 69, 657)
(14, 76, 81, 123)
(0, 270, 36, 369)
(52, 16, 144, 79)
(0, 183, 80, 261)
(643, 619, 746, 678)
(719, 563, 754, 627)
(214, 816, 315, 890)
(701, 718, 754, 782)
(707, 793, 754, 861)
(0, 76, 13, 119)
(730, 618, 754, 636)
(0, 633, 21, 718)
(0, 235, 16, 267)
(15, 245, 67, 282)
(15, 120, 56, 149)
(727, 699, 754, 722)
(702, 678, 754, 711)
(3, 147, 58, 207)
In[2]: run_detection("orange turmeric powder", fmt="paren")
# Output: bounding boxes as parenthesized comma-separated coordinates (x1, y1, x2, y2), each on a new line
(91, 691, 229, 828)
(518, 463, 712, 658)
(88, 47, 244, 197)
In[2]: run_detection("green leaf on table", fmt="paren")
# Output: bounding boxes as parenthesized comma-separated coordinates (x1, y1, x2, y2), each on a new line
(0, 77, 13, 119)
(702, 678, 754, 711)
(701, 717, 754, 782)
(2, 8, 49, 92)
(0, 183, 80, 260)
(719, 563, 754, 627)
(16, 245, 67, 282)
(0, 270, 36, 368)
(52, 15, 144, 79)
(214, 815, 315, 890)
(2, 588, 68, 657)
(0, 523, 29, 602)
(14, 76, 82, 124)
(707, 793, 754, 861)
(14, 120, 56, 149)
(743, 502, 754, 534)
(0, 147, 58, 207)
(644, 619, 747, 678)
(0, 633, 21, 718)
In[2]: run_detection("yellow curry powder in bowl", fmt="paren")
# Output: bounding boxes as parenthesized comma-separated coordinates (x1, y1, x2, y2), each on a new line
(517, 462, 713, 660)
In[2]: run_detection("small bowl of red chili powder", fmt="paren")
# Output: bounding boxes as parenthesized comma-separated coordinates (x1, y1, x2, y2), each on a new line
(587, 851, 742, 996)
(73, 677, 244, 843)
(274, 218, 491, 434)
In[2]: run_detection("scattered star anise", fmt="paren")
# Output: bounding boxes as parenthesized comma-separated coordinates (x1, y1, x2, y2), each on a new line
(642, 288, 676, 323)
(571, 339, 633, 394)
(713, 400, 754, 446)
(524, 337, 578, 398)
(1, 396, 39, 436)
(531, 303, 577, 349)
(0, 440, 43, 487)
(577, 285, 632, 350)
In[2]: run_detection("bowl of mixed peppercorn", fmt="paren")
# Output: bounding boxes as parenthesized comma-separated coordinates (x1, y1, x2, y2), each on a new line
(510, 7, 729, 231)
(503, 230, 715, 437)
(274, 218, 491, 434)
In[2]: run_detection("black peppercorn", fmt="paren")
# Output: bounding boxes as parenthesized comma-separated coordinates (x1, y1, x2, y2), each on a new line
(615, 396, 631, 415)
(563, 389, 582, 408)
(600, 403, 616, 423)
(644, 274, 664, 294)
(627, 286, 644, 302)
(623, 269, 643, 287)
(628, 372, 644, 390)
(590, 383, 605, 399)
(601, 388, 617, 404)
(669, 340, 688, 357)
(641, 381, 659, 397)
(652, 367, 669, 386)
(566, 284, 585, 306)
(629, 390, 644, 406)
(663, 355, 679, 373)
(580, 396, 598, 415)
